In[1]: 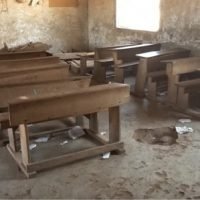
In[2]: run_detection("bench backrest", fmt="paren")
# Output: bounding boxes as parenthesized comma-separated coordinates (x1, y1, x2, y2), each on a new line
(137, 48, 191, 72)
(95, 43, 139, 60)
(0, 77, 91, 109)
(166, 57, 200, 75)
(0, 56, 60, 70)
(0, 51, 51, 60)
(112, 43, 161, 64)
(8, 83, 130, 126)
(0, 64, 69, 86)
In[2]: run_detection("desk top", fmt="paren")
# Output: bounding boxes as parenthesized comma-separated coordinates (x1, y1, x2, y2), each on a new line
(136, 48, 190, 58)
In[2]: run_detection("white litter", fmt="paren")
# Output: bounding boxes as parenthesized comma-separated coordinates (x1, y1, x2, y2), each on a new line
(35, 136, 49, 143)
(29, 144, 37, 150)
(102, 152, 111, 159)
(100, 131, 107, 136)
(68, 126, 85, 140)
(60, 140, 69, 146)
(175, 126, 194, 135)
(179, 119, 192, 123)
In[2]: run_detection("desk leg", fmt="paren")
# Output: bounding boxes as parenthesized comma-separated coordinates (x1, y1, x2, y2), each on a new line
(8, 128, 17, 152)
(80, 57, 87, 75)
(167, 75, 179, 104)
(94, 62, 107, 84)
(89, 113, 99, 133)
(135, 58, 147, 97)
(19, 124, 31, 165)
(114, 67, 124, 83)
(109, 106, 120, 143)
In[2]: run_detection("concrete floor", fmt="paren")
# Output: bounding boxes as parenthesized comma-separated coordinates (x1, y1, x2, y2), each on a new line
(0, 95, 200, 199)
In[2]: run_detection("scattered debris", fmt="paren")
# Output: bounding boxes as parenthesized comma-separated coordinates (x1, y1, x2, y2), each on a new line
(133, 127, 178, 145)
(102, 152, 111, 159)
(68, 126, 85, 140)
(29, 144, 37, 150)
(179, 119, 192, 123)
(100, 131, 107, 136)
(35, 136, 49, 143)
(175, 126, 194, 135)
(176, 119, 193, 134)
(60, 140, 69, 146)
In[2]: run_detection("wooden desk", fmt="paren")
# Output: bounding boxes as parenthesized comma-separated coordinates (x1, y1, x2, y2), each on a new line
(134, 48, 191, 97)
(93, 44, 140, 84)
(110, 43, 161, 83)
(164, 57, 200, 104)
(1, 83, 129, 178)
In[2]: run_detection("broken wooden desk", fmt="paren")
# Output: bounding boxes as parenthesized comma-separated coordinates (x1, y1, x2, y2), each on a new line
(0, 83, 129, 178)
(134, 48, 191, 98)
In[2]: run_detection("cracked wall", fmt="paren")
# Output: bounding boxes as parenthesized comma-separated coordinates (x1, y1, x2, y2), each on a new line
(0, 0, 88, 53)
(88, 0, 200, 55)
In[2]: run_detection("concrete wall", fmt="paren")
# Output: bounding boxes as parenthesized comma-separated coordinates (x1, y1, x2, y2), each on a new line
(88, 0, 200, 55)
(0, 0, 88, 53)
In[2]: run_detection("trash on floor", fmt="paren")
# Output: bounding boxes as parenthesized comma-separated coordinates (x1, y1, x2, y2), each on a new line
(35, 136, 49, 143)
(179, 119, 192, 123)
(68, 126, 85, 140)
(100, 131, 107, 136)
(133, 127, 178, 145)
(175, 126, 194, 135)
(29, 144, 37, 150)
(60, 140, 69, 146)
(176, 119, 193, 134)
(102, 152, 111, 159)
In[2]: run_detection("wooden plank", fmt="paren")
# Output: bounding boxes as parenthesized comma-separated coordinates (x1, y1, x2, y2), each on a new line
(0, 78, 91, 109)
(165, 57, 200, 75)
(9, 83, 130, 126)
(109, 106, 120, 143)
(0, 51, 50, 60)
(0, 62, 68, 77)
(0, 66, 69, 87)
(19, 124, 31, 165)
(26, 142, 124, 173)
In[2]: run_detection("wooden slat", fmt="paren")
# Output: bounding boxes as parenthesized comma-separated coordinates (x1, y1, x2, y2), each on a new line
(166, 57, 200, 75)
(9, 83, 130, 126)
(26, 142, 124, 173)
(0, 51, 51, 60)
(0, 65, 69, 86)
(0, 77, 91, 109)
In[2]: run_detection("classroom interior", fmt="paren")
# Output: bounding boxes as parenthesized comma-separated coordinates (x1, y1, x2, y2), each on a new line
(0, 0, 199, 199)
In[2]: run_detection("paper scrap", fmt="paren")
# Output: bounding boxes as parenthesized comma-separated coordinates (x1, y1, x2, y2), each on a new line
(35, 136, 49, 143)
(175, 126, 194, 135)
(102, 152, 111, 159)
(29, 144, 37, 150)
(60, 140, 69, 146)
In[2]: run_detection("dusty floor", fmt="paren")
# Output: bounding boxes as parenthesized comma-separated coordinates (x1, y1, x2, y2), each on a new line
(0, 93, 200, 199)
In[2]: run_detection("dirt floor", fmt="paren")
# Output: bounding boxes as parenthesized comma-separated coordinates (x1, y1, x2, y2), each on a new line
(0, 90, 200, 199)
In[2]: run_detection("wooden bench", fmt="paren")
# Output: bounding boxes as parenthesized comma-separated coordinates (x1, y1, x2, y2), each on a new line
(164, 57, 200, 105)
(176, 78, 200, 110)
(1, 83, 129, 178)
(0, 50, 52, 60)
(134, 48, 191, 97)
(110, 43, 161, 84)
(93, 44, 139, 84)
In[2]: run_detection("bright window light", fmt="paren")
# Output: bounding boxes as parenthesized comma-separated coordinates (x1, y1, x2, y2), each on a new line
(116, 0, 160, 32)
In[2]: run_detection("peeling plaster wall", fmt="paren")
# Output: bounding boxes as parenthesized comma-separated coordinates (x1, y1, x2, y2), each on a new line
(88, 0, 200, 55)
(0, 0, 88, 53)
